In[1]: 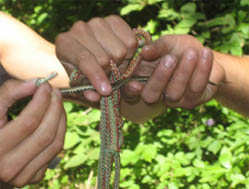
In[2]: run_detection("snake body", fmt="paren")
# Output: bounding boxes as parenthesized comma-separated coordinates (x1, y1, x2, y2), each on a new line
(55, 28, 151, 189)
(60, 76, 149, 94)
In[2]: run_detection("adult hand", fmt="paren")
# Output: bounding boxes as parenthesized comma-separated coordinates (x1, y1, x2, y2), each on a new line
(123, 34, 225, 109)
(0, 80, 66, 187)
(55, 15, 138, 106)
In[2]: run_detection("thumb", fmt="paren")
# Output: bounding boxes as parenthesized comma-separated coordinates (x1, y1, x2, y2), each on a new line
(141, 35, 203, 61)
(202, 61, 225, 102)
(0, 80, 37, 128)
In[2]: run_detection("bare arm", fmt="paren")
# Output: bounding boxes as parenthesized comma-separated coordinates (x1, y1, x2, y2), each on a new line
(126, 34, 249, 122)
(214, 52, 249, 116)
(0, 11, 69, 88)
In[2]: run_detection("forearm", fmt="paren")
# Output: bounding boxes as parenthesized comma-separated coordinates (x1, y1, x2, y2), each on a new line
(0, 12, 69, 88)
(214, 51, 249, 116)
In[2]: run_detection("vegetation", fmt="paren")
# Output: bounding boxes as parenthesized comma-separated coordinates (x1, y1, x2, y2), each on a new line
(1, 0, 249, 188)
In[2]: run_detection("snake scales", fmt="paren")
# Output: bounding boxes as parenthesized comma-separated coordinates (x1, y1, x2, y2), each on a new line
(59, 28, 151, 188)
(36, 27, 219, 188)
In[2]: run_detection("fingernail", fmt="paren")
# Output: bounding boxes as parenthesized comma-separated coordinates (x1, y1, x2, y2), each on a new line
(186, 49, 196, 60)
(100, 81, 111, 95)
(127, 86, 139, 94)
(202, 48, 210, 59)
(163, 55, 176, 68)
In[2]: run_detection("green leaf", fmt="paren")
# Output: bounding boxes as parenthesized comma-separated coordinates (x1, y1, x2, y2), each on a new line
(219, 147, 232, 169)
(120, 4, 143, 16)
(168, 182, 179, 189)
(144, 19, 158, 34)
(121, 150, 139, 166)
(230, 174, 246, 187)
(241, 0, 249, 6)
(142, 144, 157, 162)
(193, 159, 205, 168)
(208, 140, 222, 154)
(63, 102, 73, 113)
(64, 154, 87, 169)
(64, 131, 80, 150)
(37, 12, 48, 24)
(86, 148, 100, 160)
(87, 109, 101, 123)
(148, 0, 163, 4)
(180, 3, 196, 13)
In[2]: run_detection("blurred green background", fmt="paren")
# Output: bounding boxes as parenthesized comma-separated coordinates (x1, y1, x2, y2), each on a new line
(2, 0, 249, 188)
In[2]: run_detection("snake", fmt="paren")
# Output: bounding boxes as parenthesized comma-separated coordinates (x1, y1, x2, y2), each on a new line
(36, 28, 218, 188)
(37, 28, 152, 189)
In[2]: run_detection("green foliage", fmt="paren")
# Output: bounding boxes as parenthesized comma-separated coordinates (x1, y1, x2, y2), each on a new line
(2, 0, 249, 188)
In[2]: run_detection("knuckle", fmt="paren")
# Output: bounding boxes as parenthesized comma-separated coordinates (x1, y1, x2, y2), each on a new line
(88, 17, 105, 27)
(55, 32, 67, 45)
(167, 94, 181, 102)
(77, 49, 92, 63)
(144, 98, 157, 104)
(31, 173, 45, 184)
(114, 47, 127, 61)
(126, 36, 138, 50)
(105, 14, 121, 22)
(19, 116, 40, 134)
(38, 134, 55, 147)
(52, 140, 64, 154)
(97, 55, 110, 67)
(184, 103, 197, 110)
(71, 20, 87, 32)
(12, 180, 27, 188)
(0, 164, 15, 182)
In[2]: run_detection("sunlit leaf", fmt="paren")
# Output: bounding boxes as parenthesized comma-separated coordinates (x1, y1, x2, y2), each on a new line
(64, 154, 87, 169)
(219, 147, 232, 169)
(64, 131, 80, 150)
(120, 4, 143, 15)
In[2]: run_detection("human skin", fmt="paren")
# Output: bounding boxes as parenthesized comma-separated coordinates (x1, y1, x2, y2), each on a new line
(0, 12, 67, 187)
(0, 12, 166, 122)
(0, 80, 66, 187)
(0, 12, 69, 88)
(54, 15, 221, 122)
(55, 15, 249, 121)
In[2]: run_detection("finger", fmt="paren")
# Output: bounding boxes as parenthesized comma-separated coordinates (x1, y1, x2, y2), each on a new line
(0, 89, 63, 182)
(0, 83, 51, 155)
(121, 80, 144, 103)
(69, 21, 111, 71)
(141, 35, 202, 61)
(202, 60, 225, 101)
(105, 15, 138, 59)
(0, 80, 37, 128)
(188, 48, 213, 96)
(10, 164, 48, 187)
(171, 48, 215, 109)
(29, 165, 48, 185)
(55, 32, 111, 96)
(141, 35, 177, 61)
(165, 48, 198, 102)
(142, 55, 177, 103)
(88, 17, 128, 64)
(29, 164, 48, 184)
(83, 90, 102, 102)
(10, 110, 66, 186)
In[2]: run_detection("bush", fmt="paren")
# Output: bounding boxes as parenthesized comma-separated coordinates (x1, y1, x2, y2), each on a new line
(1, 0, 249, 188)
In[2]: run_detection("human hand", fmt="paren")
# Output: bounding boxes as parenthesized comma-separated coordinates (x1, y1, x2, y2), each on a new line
(123, 34, 225, 109)
(0, 80, 66, 187)
(55, 15, 138, 106)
